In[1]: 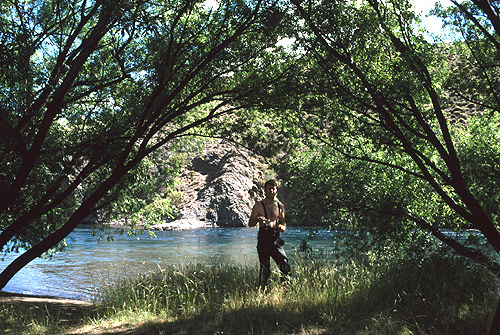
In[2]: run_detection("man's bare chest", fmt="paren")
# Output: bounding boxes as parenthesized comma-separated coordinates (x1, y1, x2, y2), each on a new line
(261, 201, 280, 220)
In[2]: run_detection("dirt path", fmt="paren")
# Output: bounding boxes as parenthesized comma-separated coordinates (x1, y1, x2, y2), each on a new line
(0, 291, 92, 304)
(0, 291, 93, 311)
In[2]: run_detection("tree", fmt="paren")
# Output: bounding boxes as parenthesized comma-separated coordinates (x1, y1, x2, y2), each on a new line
(283, 0, 500, 275)
(0, 0, 286, 289)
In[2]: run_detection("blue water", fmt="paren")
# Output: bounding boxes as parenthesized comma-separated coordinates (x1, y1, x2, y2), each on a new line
(1, 225, 335, 301)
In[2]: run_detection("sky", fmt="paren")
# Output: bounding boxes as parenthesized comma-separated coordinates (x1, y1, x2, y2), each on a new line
(409, 0, 453, 37)
(203, 0, 456, 40)
(410, 0, 452, 14)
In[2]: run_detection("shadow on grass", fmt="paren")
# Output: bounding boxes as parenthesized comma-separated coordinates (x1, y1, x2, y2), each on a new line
(93, 257, 495, 335)
(6, 254, 494, 335)
(0, 292, 100, 334)
(89, 289, 492, 335)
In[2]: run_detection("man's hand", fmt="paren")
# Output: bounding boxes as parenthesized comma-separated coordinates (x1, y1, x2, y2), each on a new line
(254, 216, 270, 227)
(278, 224, 286, 232)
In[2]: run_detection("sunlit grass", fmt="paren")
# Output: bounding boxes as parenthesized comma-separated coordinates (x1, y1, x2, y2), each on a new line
(86, 252, 498, 335)
(1, 251, 498, 335)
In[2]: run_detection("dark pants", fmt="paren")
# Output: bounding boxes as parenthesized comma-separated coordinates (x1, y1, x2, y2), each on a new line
(257, 242, 290, 290)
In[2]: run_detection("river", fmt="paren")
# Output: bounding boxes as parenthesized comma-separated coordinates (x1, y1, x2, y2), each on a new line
(1, 225, 335, 301)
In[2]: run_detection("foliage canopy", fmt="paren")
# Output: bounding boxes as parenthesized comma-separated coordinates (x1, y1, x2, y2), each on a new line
(0, 0, 289, 288)
(269, 0, 500, 276)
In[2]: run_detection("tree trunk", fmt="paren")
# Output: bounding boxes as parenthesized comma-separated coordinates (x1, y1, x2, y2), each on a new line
(0, 209, 87, 289)
(0, 169, 123, 289)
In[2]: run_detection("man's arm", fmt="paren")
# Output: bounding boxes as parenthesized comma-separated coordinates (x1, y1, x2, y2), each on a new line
(248, 202, 265, 227)
(278, 203, 286, 232)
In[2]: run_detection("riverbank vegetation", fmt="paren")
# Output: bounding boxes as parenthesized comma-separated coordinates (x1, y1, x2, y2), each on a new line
(2, 244, 498, 335)
(1, 2, 500, 334)
(1, 0, 500, 292)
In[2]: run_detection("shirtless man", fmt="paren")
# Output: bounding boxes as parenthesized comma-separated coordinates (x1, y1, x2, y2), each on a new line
(248, 179, 290, 291)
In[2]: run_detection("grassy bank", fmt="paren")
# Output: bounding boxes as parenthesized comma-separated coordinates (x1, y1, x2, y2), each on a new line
(1, 252, 498, 335)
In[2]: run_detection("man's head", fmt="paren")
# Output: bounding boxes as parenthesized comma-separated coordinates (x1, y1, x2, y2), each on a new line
(264, 179, 279, 190)
(264, 179, 279, 199)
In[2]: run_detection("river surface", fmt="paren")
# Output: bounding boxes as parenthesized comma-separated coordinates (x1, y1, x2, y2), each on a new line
(1, 225, 335, 301)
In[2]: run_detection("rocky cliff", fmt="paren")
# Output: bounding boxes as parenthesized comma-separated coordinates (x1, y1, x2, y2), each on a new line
(151, 141, 274, 230)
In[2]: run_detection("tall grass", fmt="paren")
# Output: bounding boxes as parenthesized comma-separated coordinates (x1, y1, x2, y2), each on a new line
(90, 251, 498, 335)
(1, 247, 497, 334)
(0, 295, 94, 335)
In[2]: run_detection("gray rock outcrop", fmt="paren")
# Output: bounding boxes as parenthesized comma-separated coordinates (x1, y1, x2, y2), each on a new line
(169, 141, 269, 227)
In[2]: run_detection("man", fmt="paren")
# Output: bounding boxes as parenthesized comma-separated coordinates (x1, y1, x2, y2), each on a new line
(248, 179, 290, 291)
